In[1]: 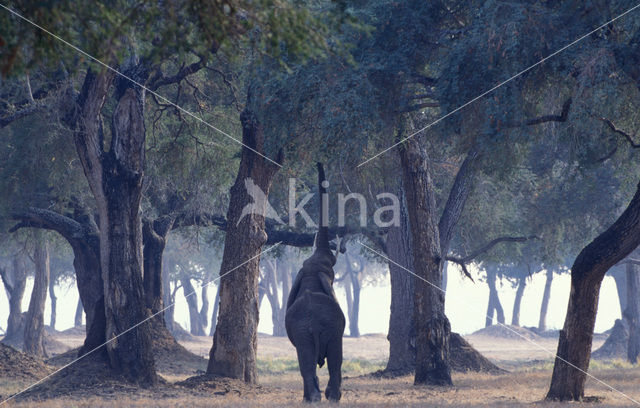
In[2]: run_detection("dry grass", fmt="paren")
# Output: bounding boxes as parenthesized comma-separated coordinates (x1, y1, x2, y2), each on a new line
(1, 332, 639, 407)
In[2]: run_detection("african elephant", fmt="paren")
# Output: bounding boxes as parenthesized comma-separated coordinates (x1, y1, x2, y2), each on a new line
(285, 163, 346, 402)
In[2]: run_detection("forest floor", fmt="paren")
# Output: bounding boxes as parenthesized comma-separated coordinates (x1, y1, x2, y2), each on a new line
(1, 329, 639, 407)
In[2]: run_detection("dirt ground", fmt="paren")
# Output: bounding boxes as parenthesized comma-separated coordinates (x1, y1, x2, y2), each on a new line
(1, 330, 639, 407)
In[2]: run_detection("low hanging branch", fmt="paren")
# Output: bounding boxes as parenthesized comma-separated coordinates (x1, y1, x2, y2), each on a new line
(446, 235, 538, 281)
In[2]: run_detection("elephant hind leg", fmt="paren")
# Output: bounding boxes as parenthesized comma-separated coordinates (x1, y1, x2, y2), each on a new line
(296, 343, 321, 402)
(325, 335, 343, 401)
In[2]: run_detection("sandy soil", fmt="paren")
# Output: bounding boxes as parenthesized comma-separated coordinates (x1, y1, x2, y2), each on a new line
(0, 330, 637, 407)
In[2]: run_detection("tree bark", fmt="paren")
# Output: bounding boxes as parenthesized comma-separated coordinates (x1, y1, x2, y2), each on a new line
(547, 181, 640, 401)
(385, 187, 415, 374)
(539, 268, 554, 332)
(0, 255, 28, 342)
(625, 263, 640, 363)
(485, 267, 505, 327)
(48, 275, 57, 331)
(511, 274, 527, 327)
(75, 298, 84, 327)
(400, 135, 452, 386)
(72, 70, 156, 384)
(23, 238, 50, 357)
(207, 105, 281, 383)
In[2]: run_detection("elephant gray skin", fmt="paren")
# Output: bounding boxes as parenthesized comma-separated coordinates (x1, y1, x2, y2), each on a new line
(285, 163, 345, 402)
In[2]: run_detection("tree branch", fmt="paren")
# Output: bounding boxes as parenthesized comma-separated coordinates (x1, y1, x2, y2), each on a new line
(598, 116, 640, 148)
(438, 145, 480, 253)
(505, 98, 572, 128)
(525, 98, 572, 125)
(615, 258, 640, 267)
(446, 235, 538, 281)
(149, 56, 206, 91)
(10, 207, 98, 247)
(0, 104, 46, 128)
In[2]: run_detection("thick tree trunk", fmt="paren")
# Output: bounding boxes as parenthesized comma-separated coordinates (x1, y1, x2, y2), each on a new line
(73, 70, 156, 384)
(385, 189, 415, 374)
(207, 106, 281, 383)
(511, 275, 527, 327)
(48, 276, 57, 331)
(0, 255, 27, 342)
(181, 275, 205, 336)
(485, 268, 505, 327)
(400, 135, 452, 386)
(538, 268, 554, 332)
(209, 285, 220, 336)
(23, 239, 50, 357)
(547, 181, 640, 401)
(75, 298, 84, 327)
(625, 263, 640, 363)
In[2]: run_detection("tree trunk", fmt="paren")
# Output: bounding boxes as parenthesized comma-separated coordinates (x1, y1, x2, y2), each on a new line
(345, 253, 362, 338)
(181, 275, 205, 336)
(48, 275, 57, 331)
(611, 268, 628, 315)
(75, 298, 84, 327)
(23, 239, 50, 357)
(199, 272, 211, 335)
(485, 268, 505, 327)
(142, 217, 175, 326)
(210, 285, 220, 336)
(539, 268, 554, 332)
(73, 70, 156, 384)
(400, 134, 452, 386)
(207, 105, 281, 383)
(162, 264, 174, 332)
(385, 187, 415, 374)
(73, 239, 106, 355)
(511, 274, 527, 327)
(547, 181, 640, 401)
(625, 263, 640, 363)
(263, 259, 287, 337)
(0, 255, 28, 342)
(11, 207, 106, 355)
